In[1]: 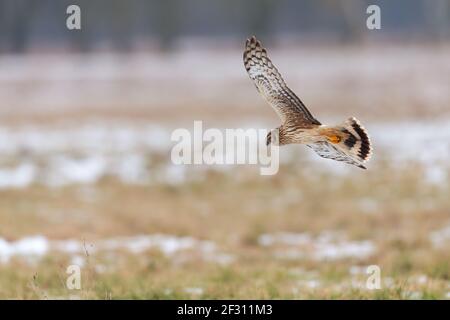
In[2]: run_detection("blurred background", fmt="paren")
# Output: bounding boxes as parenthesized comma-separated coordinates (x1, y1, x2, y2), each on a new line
(0, 0, 449, 299)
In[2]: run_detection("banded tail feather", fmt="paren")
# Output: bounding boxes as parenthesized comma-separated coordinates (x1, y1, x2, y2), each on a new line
(341, 117, 372, 163)
(309, 117, 372, 170)
(321, 117, 372, 169)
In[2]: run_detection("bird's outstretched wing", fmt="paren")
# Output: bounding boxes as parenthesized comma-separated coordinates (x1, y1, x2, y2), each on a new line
(307, 142, 366, 169)
(243, 36, 321, 127)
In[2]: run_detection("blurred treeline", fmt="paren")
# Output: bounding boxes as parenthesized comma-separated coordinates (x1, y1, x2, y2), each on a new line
(0, 0, 449, 53)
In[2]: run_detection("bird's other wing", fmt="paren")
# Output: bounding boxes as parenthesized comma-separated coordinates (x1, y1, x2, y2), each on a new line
(307, 142, 367, 169)
(243, 36, 321, 127)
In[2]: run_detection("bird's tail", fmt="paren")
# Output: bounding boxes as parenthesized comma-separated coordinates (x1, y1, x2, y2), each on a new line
(318, 117, 372, 167)
(310, 117, 372, 169)
(332, 117, 372, 164)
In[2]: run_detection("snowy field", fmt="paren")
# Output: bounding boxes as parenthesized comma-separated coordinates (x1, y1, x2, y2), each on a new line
(0, 118, 447, 299)
(0, 45, 448, 299)
(0, 119, 448, 187)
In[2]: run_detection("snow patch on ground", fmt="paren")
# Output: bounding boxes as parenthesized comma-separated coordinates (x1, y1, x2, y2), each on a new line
(429, 224, 450, 248)
(258, 231, 376, 261)
(0, 234, 233, 266)
(0, 119, 447, 188)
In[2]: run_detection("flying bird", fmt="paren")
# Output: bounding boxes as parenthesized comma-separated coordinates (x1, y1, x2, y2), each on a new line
(243, 36, 372, 169)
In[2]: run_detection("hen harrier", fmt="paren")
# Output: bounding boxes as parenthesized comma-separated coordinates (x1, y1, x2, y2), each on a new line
(243, 36, 372, 169)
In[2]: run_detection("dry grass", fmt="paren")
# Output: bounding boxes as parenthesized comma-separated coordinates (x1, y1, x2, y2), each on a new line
(0, 44, 449, 299)
(0, 162, 449, 299)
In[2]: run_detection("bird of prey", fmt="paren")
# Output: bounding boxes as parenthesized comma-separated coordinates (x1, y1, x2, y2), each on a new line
(243, 36, 372, 169)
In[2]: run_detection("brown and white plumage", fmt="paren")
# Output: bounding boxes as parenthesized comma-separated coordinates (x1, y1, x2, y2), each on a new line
(244, 36, 372, 169)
